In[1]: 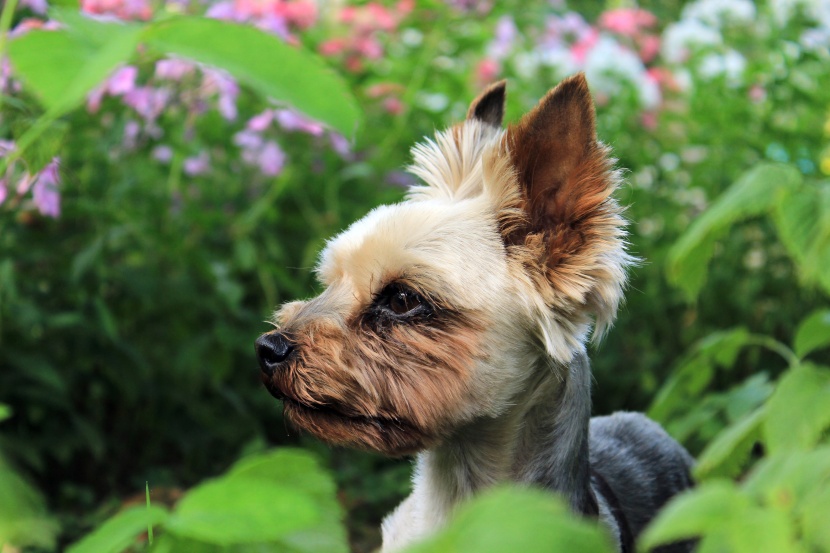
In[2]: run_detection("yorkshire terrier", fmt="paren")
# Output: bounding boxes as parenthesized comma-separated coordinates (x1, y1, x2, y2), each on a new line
(256, 74, 694, 553)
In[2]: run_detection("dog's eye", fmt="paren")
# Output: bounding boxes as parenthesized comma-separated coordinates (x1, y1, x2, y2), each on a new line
(389, 288, 422, 315)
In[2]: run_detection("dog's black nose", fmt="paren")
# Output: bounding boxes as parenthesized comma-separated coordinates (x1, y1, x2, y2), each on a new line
(255, 333, 295, 376)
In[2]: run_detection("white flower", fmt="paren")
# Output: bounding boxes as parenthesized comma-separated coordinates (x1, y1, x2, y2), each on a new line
(682, 0, 756, 28)
(697, 49, 747, 85)
(584, 36, 660, 109)
(662, 19, 722, 63)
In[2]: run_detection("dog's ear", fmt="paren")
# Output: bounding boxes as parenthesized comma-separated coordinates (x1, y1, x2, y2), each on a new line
(504, 73, 630, 336)
(467, 80, 506, 127)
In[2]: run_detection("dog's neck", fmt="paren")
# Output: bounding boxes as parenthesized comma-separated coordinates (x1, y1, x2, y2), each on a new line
(412, 349, 594, 526)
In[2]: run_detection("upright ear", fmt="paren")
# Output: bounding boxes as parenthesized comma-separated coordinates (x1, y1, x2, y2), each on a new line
(467, 80, 507, 127)
(504, 73, 630, 334)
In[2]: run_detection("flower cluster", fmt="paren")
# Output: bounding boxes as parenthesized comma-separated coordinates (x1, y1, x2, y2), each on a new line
(319, 1, 413, 72)
(0, 143, 61, 218)
(479, 8, 664, 113)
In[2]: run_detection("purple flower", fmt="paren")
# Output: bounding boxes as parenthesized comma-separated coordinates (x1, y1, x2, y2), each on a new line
(155, 58, 195, 81)
(32, 158, 61, 218)
(16, 172, 35, 195)
(234, 130, 264, 150)
(329, 133, 352, 158)
(488, 16, 517, 59)
(153, 145, 173, 163)
(183, 151, 211, 176)
(0, 179, 7, 205)
(275, 109, 324, 136)
(109, 66, 138, 95)
(123, 86, 171, 122)
(202, 69, 239, 121)
(123, 120, 141, 149)
(247, 110, 275, 132)
(206, 2, 239, 20)
(20, 0, 48, 14)
(0, 139, 15, 157)
(257, 141, 286, 176)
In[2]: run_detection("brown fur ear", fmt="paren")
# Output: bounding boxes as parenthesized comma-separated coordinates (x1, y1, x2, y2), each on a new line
(504, 73, 628, 317)
(467, 80, 506, 127)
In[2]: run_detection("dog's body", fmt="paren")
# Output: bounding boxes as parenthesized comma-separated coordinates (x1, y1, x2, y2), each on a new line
(256, 74, 694, 552)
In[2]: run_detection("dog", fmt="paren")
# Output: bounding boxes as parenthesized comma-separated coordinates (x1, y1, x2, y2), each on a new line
(255, 73, 695, 553)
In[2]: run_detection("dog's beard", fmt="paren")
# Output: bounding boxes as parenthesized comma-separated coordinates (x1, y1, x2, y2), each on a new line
(262, 310, 485, 457)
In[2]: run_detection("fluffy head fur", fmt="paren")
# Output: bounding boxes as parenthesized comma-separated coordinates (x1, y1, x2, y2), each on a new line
(259, 73, 635, 456)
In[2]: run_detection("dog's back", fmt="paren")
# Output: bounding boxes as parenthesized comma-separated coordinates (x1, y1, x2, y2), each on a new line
(590, 412, 695, 551)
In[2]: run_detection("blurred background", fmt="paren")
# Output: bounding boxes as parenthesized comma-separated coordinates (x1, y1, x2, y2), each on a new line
(1, 0, 829, 551)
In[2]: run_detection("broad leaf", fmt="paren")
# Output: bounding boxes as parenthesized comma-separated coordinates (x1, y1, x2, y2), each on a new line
(228, 449, 348, 553)
(0, 457, 58, 549)
(694, 406, 765, 480)
(774, 182, 830, 295)
(764, 363, 830, 454)
(667, 163, 802, 299)
(8, 28, 142, 116)
(794, 309, 830, 359)
(166, 477, 318, 545)
(66, 506, 169, 553)
(639, 481, 747, 549)
(403, 487, 613, 553)
(145, 17, 360, 136)
(743, 448, 830, 509)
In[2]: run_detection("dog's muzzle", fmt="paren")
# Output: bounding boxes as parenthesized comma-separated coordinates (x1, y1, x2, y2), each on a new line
(255, 332, 295, 376)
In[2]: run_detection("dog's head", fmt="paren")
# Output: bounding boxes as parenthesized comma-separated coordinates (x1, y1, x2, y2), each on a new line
(256, 74, 633, 456)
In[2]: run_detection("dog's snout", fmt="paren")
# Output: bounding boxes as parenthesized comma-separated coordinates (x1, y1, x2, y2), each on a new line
(255, 333, 295, 376)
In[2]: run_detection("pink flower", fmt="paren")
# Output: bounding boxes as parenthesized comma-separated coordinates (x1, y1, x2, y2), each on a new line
(639, 35, 661, 63)
(475, 58, 500, 85)
(749, 84, 767, 103)
(329, 133, 352, 158)
(32, 158, 61, 218)
(183, 151, 211, 176)
(234, 130, 264, 150)
(153, 145, 173, 163)
(281, 0, 317, 28)
(202, 69, 239, 121)
(383, 97, 403, 115)
(320, 38, 348, 56)
(274, 109, 324, 135)
(123, 86, 171, 122)
(0, 179, 6, 205)
(155, 59, 195, 81)
(81, 0, 152, 20)
(247, 110, 275, 132)
(257, 140, 285, 176)
(569, 29, 599, 63)
(20, 0, 48, 14)
(108, 66, 138, 95)
(599, 8, 656, 37)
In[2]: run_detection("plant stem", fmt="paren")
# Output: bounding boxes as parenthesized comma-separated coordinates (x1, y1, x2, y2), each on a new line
(747, 334, 800, 368)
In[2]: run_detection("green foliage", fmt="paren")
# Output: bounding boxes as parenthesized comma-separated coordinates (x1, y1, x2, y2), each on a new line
(794, 309, 830, 359)
(145, 18, 360, 136)
(0, 452, 59, 549)
(403, 487, 614, 553)
(666, 163, 802, 299)
(65, 449, 347, 552)
(67, 506, 168, 553)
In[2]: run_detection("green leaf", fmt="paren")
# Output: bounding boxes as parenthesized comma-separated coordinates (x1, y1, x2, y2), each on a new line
(145, 17, 360, 136)
(794, 309, 830, 359)
(694, 405, 765, 480)
(0, 457, 58, 549)
(66, 506, 169, 553)
(639, 481, 748, 549)
(774, 182, 830, 295)
(403, 487, 613, 553)
(764, 363, 830, 454)
(667, 163, 802, 299)
(743, 448, 830, 510)
(0, 403, 10, 422)
(166, 477, 319, 545)
(8, 28, 142, 117)
(49, 7, 143, 46)
(227, 449, 348, 553)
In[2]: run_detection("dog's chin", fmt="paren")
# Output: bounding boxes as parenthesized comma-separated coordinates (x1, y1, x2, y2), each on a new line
(282, 399, 431, 457)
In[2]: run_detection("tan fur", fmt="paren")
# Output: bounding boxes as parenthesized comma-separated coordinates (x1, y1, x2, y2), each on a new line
(258, 74, 639, 552)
